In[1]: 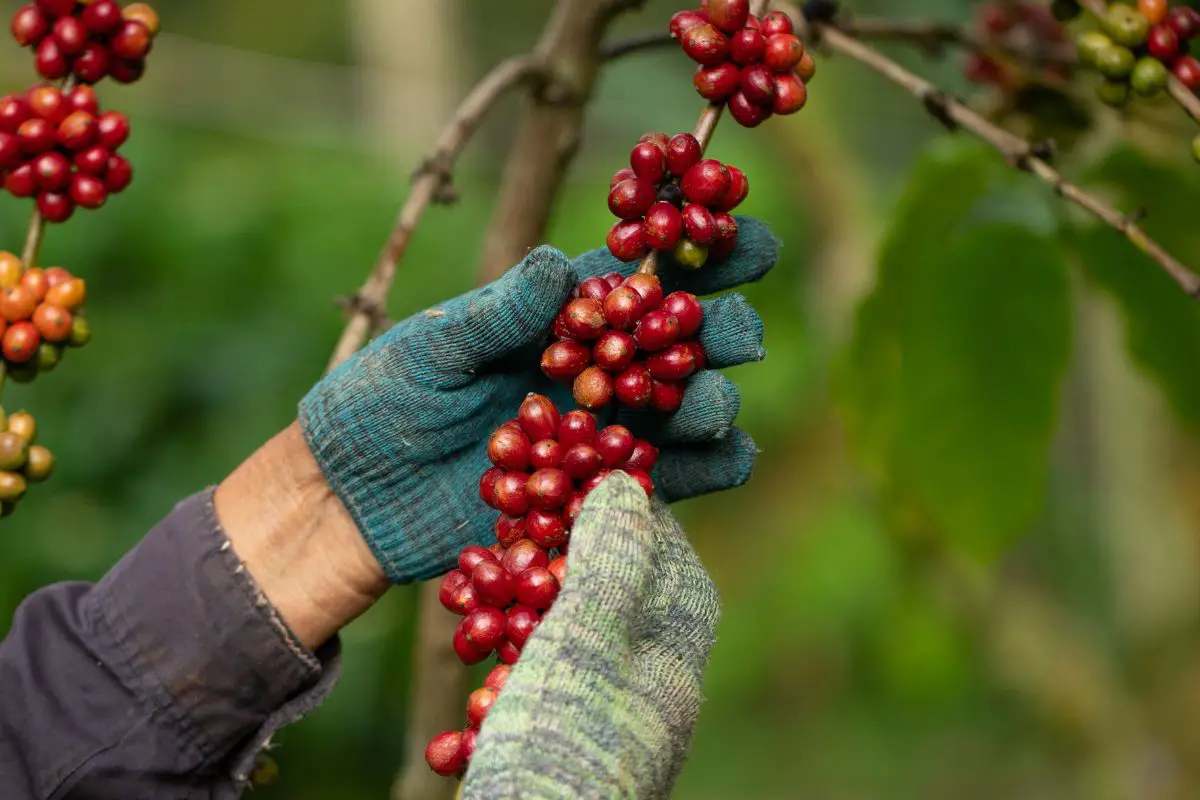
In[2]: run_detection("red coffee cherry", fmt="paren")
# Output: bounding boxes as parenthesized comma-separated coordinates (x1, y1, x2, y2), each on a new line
(638, 131, 669, 153)
(773, 72, 808, 114)
(623, 273, 663, 308)
(670, 9, 711, 40)
(2, 321, 40, 363)
(526, 468, 571, 511)
(635, 310, 681, 352)
(20, 269, 47, 301)
(471, 560, 516, 607)
(111, 20, 153, 60)
(707, 0, 750, 33)
(661, 291, 704, 337)
(514, 566, 559, 609)
(563, 492, 585, 526)
(558, 409, 598, 446)
(760, 10, 795, 36)
(27, 85, 64, 122)
(563, 297, 607, 341)
(681, 22, 730, 66)
(573, 365, 614, 410)
(33, 151, 69, 190)
(596, 425, 635, 467)
(730, 28, 766, 64)
(561, 443, 603, 480)
(81, 0, 123, 35)
(527, 508, 567, 547)
(608, 177, 656, 220)
(491, 472, 531, 516)
(0, 95, 31, 133)
(541, 339, 591, 381)
(548, 555, 568, 586)
(483, 664, 511, 691)
(610, 167, 635, 188)
(665, 133, 703, 178)
(64, 85, 98, 115)
(452, 624, 489, 665)
(606, 219, 649, 262)
(529, 438, 564, 470)
(518, 393, 560, 442)
(4, 164, 36, 197)
(32, 304, 71, 342)
(712, 165, 748, 211)
(18, 117, 56, 153)
(488, 424, 531, 471)
(593, 329, 636, 371)
(72, 42, 110, 83)
(579, 467, 613, 494)
(51, 15, 87, 55)
(621, 439, 660, 472)
(629, 141, 666, 183)
(740, 64, 777, 106)
(425, 730, 466, 776)
(0, 133, 18, 169)
(614, 363, 653, 407)
(57, 110, 95, 150)
(1148, 25, 1180, 60)
(36, 190, 74, 223)
(713, 210, 739, 249)
(603, 285, 647, 330)
(682, 203, 717, 244)
(462, 607, 506, 652)
(681, 159, 732, 206)
(95, 111, 130, 150)
(496, 638, 521, 664)
(624, 468, 656, 498)
(494, 513, 526, 546)
(438, 569, 470, 613)
(0, 286, 37, 322)
(35, 37, 68, 79)
(763, 33, 804, 71)
(501, 538, 550, 575)
(1167, 5, 1200, 38)
(643, 201, 684, 251)
(69, 173, 106, 208)
(479, 465, 505, 507)
(1173, 55, 1200, 90)
(729, 89, 772, 127)
(103, 153, 133, 192)
(11, 5, 49, 47)
(122, 2, 160, 36)
(694, 62, 741, 101)
(505, 606, 540, 648)
(458, 544, 497, 576)
(647, 343, 698, 381)
(466, 686, 498, 728)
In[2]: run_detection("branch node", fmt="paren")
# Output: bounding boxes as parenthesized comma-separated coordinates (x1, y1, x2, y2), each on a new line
(336, 292, 390, 332)
(1125, 207, 1148, 226)
(1029, 139, 1055, 164)
(920, 89, 959, 131)
(412, 156, 459, 206)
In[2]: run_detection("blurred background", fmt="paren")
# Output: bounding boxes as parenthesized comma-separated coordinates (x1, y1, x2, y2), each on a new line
(3, 0, 1200, 797)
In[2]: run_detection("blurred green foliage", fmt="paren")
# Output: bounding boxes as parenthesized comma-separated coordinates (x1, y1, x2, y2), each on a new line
(2, 1, 1200, 798)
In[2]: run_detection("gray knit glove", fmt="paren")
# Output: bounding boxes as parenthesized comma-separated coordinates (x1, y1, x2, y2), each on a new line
(461, 472, 720, 799)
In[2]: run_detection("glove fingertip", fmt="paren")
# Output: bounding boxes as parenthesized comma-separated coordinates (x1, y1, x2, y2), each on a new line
(512, 244, 578, 315)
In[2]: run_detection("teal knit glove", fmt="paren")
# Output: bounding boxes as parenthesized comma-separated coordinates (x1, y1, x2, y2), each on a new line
(462, 472, 719, 799)
(300, 219, 778, 584)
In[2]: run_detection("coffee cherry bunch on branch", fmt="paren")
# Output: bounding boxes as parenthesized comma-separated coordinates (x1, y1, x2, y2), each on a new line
(426, 393, 659, 777)
(542, 272, 706, 412)
(0, 408, 52, 514)
(964, 2, 1069, 87)
(673, 2, 813, 127)
(1075, 1, 1200, 110)
(607, 131, 748, 269)
(0, 252, 90, 384)
(0, 84, 133, 221)
(11, 0, 159, 84)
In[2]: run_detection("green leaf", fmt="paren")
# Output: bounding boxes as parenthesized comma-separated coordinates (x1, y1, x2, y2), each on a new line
(1073, 146, 1200, 430)
(837, 145, 1072, 557)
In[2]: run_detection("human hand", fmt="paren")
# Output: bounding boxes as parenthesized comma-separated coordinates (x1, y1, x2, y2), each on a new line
(299, 221, 778, 583)
(460, 472, 718, 799)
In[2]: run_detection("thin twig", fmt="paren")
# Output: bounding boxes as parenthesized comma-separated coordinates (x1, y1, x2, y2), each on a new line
(841, 17, 1076, 66)
(775, 2, 1200, 298)
(325, 56, 544, 372)
(1077, 0, 1200, 126)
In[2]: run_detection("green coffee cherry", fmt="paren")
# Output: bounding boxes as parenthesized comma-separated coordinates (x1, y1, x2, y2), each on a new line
(1192, 134, 1200, 164)
(1131, 57, 1169, 97)
(0, 472, 27, 503)
(35, 342, 62, 372)
(672, 239, 709, 270)
(67, 316, 91, 348)
(7, 411, 36, 444)
(1102, 3, 1150, 47)
(23, 445, 53, 482)
(0, 432, 28, 471)
(1096, 45, 1136, 79)
(1076, 31, 1114, 67)
(1097, 79, 1132, 107)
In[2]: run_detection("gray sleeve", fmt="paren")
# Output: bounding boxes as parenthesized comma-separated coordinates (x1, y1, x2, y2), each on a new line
(0, 488, 342, 799)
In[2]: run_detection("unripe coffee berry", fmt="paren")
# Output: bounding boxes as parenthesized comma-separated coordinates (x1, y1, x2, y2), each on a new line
(527, 468, 571, 510)
(596, 425, 635, 467)
(471, 560, 516, 607)
(67, 315, 90, 347)
(0, 286, 37, 322)
(558, 409, 598, 446)
(7, 411, 35, 443)
(681, 159, 732, 206)
(694, 62, 741, 101)
(0, 471, 26, 502)
(606, 220, 649, 262)
(795, 50, 816, 82)
(32, 303, 71, 342)
(541, 340, 591, 381)
(425, 731, 466, 776)
(14, 266, 40, 298)
(466, 687, 498, 728)
(573, 365, 614, 410)
(514, 566, 559, 609)
(505, 605, 540, 648)
(462, 607, 506, 652)
(593, 329, 636, 371)
(614, 363, 653, 406)
(730, 28, 766, 64)
(492, 471, 531, 516)
(0, 432, 29, 471)
(608, 177, 656, 220)
(681, 22, 730, 66)
(674, 238, 709, 269)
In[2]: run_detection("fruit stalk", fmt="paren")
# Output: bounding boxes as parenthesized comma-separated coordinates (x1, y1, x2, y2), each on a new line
(635, 0, 767, 278)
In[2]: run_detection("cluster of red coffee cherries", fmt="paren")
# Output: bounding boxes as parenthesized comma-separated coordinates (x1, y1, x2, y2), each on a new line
(671, 2, 815, 127)
(425, 393, 658, 777)
(0, 252, 90, 382)
(11, 0, 159, 84)
(964, 2, 1068, 88)
(606, 131, 747, 268)
(542, 272, 706, 412)
(0, 84, 132, 221)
